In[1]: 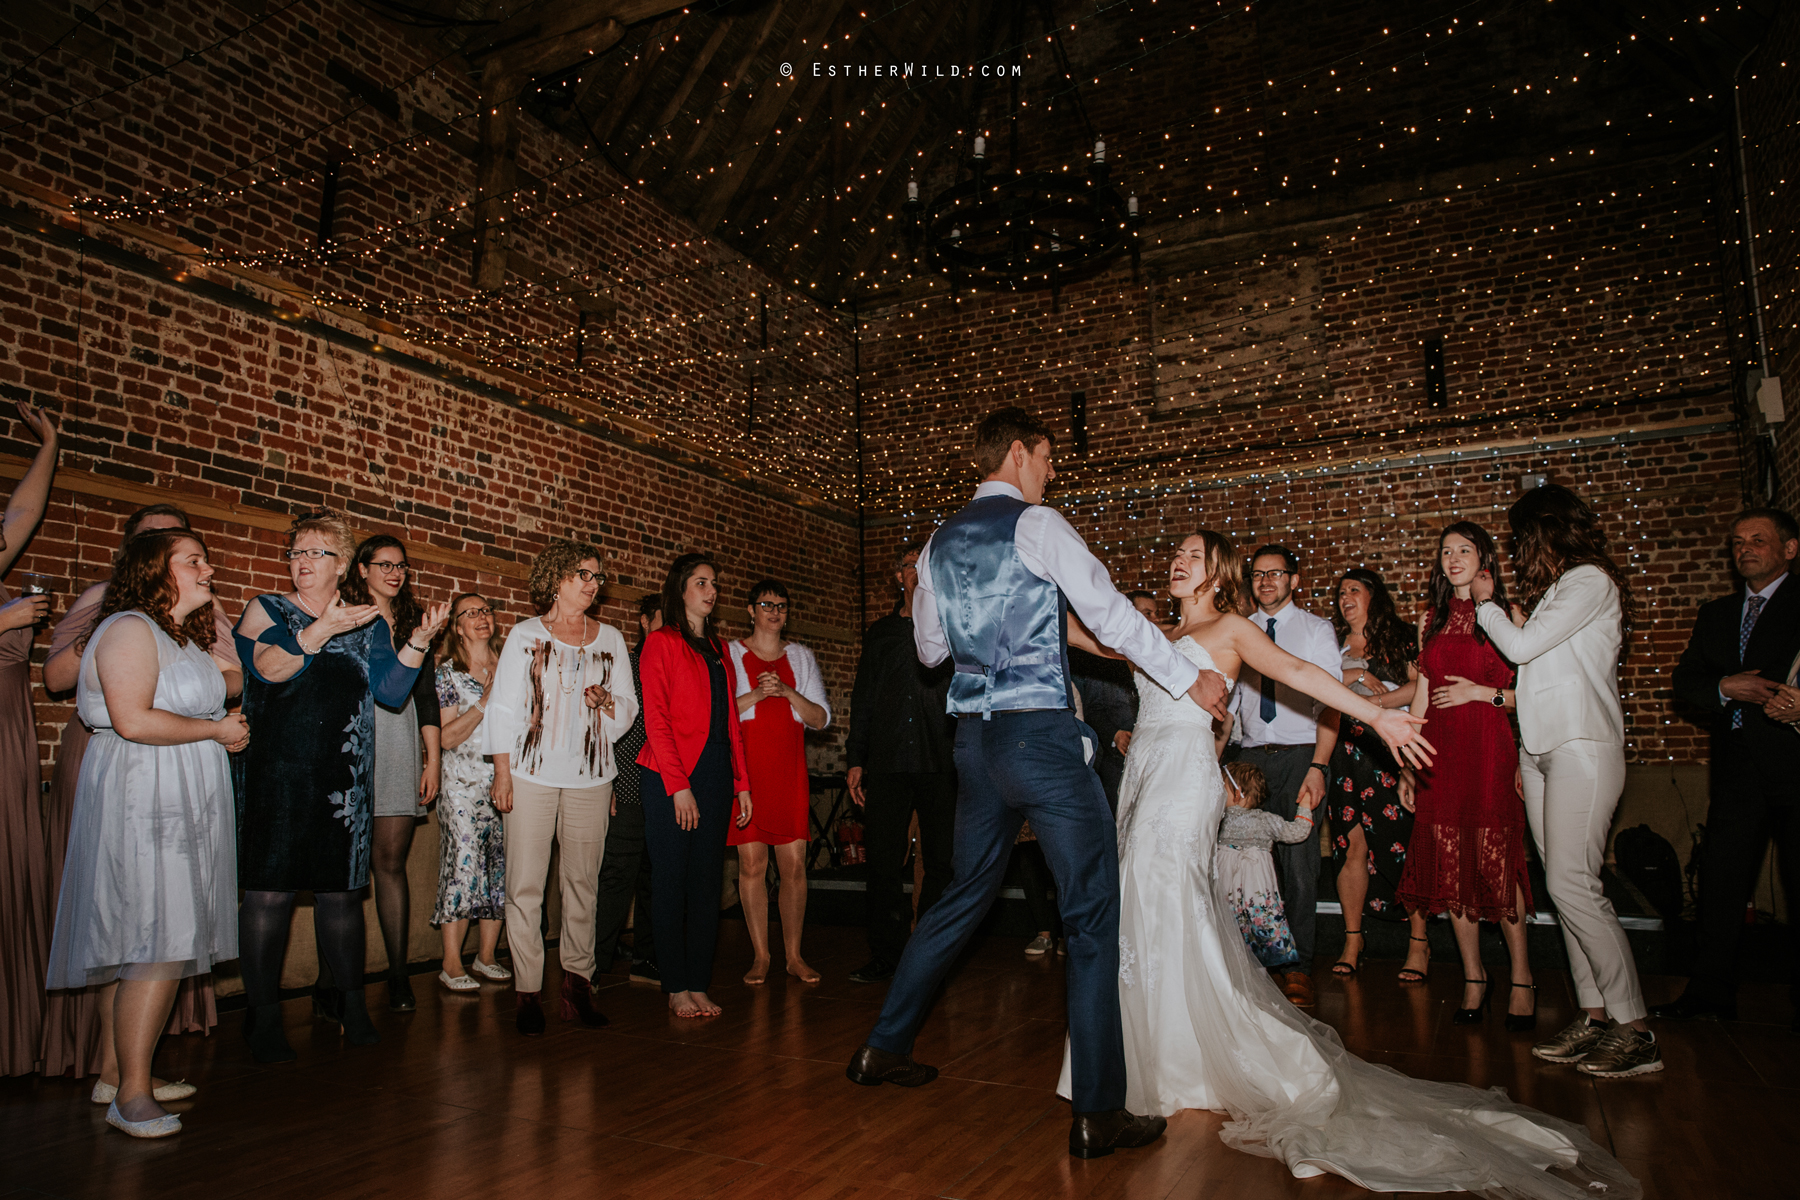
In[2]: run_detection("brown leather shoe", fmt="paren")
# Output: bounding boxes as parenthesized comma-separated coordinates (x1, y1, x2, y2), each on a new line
(1069, 1109, 1168, 1159)
(846, 1043, 939, 1087)
(1282, 971, 1316, 1008)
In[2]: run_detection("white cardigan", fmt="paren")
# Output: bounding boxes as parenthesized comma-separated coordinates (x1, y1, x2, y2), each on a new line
(727, 640, 831, 727)
(1475, 564, 1624, 756)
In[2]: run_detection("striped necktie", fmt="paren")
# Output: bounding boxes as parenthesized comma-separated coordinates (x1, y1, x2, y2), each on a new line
(1733, 594, 1767, 729)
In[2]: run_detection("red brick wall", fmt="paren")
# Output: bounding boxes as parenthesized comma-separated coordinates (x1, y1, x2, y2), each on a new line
(0, 0, 862, 774)
(1739, 11, 1800, 510)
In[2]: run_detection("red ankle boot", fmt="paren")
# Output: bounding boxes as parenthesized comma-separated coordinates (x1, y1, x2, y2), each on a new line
(560, 972, 610, 1028)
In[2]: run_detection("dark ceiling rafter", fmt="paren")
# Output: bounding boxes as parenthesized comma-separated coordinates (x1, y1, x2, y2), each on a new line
(583, 11, 689, 149)
(693, 0, 855, 233)
(672, 0, 790, 172)
(628, 14, 738, 176)
(754, 0, 959, 268)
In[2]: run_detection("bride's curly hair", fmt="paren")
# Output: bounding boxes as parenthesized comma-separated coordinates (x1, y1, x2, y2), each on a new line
(1189, 529, 1242, 613)
(80, 529, 216, 651)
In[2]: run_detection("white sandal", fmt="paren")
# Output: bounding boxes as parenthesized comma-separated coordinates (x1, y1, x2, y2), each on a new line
(91, 1079, 197, 1105)
(469, 958, 512, 982)
(439, 970, 480, 992)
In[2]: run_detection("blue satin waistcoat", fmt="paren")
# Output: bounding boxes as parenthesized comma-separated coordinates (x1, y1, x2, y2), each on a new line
(930, 494, 1073, 718)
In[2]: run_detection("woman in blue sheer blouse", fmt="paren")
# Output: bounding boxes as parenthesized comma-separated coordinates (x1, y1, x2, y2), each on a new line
(231, 510, 447, 1062)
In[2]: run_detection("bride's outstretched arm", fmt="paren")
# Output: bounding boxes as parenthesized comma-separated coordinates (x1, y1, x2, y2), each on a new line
(1066, 612, 1123, 659)
(1233, 617, 1435, 768)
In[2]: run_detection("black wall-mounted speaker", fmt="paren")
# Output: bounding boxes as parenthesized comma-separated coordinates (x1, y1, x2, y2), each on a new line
(1424, 337, 1446, 407)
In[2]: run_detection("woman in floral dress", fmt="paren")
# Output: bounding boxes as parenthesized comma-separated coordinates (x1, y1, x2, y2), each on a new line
(432, 593, 509, 991)
(1325, 568, 1422, 976)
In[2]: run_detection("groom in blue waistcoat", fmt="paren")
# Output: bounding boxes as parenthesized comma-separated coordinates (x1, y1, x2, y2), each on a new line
(845, 407, 1231, 1158)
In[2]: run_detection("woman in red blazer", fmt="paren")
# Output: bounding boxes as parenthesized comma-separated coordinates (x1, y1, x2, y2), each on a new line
(636, 552, 752, 1019)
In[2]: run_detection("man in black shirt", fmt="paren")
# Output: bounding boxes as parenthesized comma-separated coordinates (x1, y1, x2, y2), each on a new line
(593, 594, 662, 982)
(1069, 646, 1135, 814)
(845, 542, 956, 984)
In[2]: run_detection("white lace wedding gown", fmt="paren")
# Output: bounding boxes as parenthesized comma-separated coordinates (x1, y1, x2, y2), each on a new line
(1058, 637, 1638, 1198)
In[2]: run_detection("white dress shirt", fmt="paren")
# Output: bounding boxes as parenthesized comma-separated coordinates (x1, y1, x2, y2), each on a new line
(1476, 564, 1623, 755)
(912, 481, 1201, 701)
(1228, 600, 1341, 746)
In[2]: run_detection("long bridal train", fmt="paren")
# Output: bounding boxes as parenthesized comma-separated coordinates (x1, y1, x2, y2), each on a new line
(1059, 637, 1639, 1199)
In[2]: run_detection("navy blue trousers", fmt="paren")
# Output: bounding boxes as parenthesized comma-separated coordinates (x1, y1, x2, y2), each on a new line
(641, 763, 732, 995)
(867, 710, 1125, 1113)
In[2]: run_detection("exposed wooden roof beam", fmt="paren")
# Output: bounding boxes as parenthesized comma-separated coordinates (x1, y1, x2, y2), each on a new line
(692, 0, 853, 233)
(629, 16, 737, 175)
(584, 12, 686, 149)
(672, 0, 789, 171)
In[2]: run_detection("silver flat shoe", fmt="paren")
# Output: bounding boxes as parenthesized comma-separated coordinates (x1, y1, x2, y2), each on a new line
(469, 958, 512, 982)
(91, 1079, 198, 1105)
(106, 1100, 182, 1139)
(439, 970, 480, 992)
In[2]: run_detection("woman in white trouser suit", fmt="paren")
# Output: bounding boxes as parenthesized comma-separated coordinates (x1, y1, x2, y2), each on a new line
(1473, 484, 1662, 1079)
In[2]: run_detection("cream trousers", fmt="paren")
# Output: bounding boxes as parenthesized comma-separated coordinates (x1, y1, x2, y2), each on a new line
(502, 778, 610, 993)
(1519, 739, 1646, 1024)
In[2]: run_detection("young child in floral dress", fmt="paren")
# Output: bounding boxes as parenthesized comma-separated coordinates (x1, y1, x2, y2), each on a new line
(1216, 763, 1318, 974)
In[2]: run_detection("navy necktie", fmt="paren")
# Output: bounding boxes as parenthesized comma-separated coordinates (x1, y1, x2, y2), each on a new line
(1732, 594, 1767, 729)
(1260, 617, 1278, 722)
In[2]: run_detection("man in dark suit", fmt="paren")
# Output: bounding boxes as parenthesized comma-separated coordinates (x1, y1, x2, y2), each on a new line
(1656, 507, 1800, 1024)
(843, 542, 955, 985)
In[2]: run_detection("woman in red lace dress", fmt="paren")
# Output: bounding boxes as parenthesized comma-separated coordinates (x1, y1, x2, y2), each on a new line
(1397, 522, 1537, 1030)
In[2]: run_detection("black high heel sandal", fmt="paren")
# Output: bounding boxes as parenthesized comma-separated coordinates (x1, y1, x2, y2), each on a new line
(1397, 935, 1431, 984)
(1505, 983, 1538, 1033)
(1452, 977, 1491, 1025)
(1330, 929, 1364, 976)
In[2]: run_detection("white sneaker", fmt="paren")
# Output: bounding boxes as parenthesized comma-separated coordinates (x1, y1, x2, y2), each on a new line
(1024, 935, 1054, 957)
(91, 1079, 197, 1105)
(469, 958, 512, 981)
(439, 970, 481, 992)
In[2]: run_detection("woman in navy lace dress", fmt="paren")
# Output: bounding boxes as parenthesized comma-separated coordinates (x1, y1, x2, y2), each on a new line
(231, 510, 446, 1062)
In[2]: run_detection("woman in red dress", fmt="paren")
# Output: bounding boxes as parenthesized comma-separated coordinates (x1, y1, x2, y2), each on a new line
(727, 579, 830, 985)
(1397, 522, 1538, 1031)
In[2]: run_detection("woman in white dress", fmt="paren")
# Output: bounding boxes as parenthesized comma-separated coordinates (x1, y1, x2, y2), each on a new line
(47, 531, 249, 1138)
(1065, 530, 1639, 1199)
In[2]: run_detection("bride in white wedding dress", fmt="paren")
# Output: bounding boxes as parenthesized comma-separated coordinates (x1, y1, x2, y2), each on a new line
(1060, 531, 1639, 1198)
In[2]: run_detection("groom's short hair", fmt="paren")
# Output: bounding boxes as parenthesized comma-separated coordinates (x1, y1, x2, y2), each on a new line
(973, 407, 1054, 476)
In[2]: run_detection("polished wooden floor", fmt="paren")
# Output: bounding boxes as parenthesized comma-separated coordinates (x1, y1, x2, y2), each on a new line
(3, 922, 1793, 1200)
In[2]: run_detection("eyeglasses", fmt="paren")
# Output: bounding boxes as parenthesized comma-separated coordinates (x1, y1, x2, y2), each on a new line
(368, 561, 408, 574)
(756, 601, 789, 613)
(1249, 569, 1291, 582)
(572, 569, 604, 584)
(286, 548, 339, 561)
(456, 606, 494, 620)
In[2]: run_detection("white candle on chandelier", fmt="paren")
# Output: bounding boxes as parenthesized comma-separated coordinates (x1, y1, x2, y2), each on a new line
(1093, 139, 1105, 163)
(1128, 195, 1138, 216)
(974, 136, 985, 158)
(907, 181, 918, 201)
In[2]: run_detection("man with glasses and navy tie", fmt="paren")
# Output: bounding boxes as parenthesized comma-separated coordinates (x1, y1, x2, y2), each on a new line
(1224, 544, 1341, 1009)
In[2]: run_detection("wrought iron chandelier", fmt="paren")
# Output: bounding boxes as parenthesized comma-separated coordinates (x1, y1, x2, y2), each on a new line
(902, 136, 1141, 298)
(900, 3, 1140, 302)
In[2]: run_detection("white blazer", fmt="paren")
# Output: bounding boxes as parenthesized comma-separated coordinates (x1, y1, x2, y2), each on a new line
(1475, 564, 1624, 755)
(727, 640, 831, 727)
